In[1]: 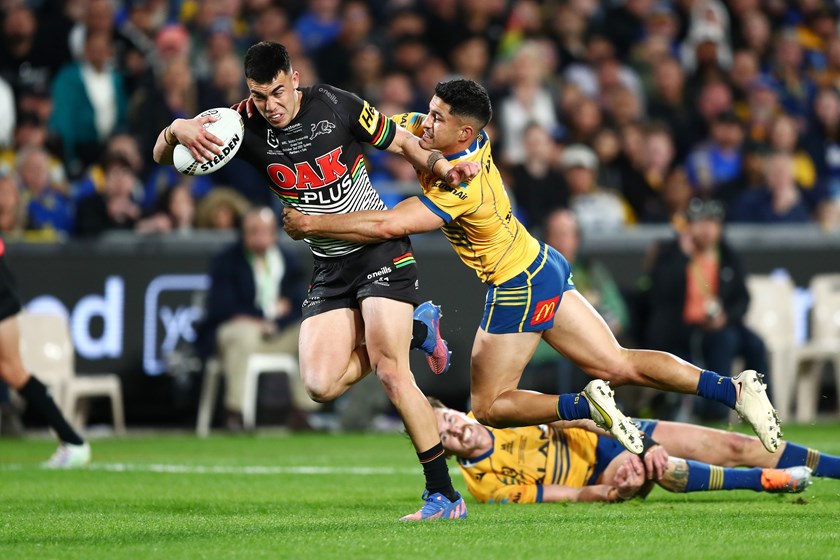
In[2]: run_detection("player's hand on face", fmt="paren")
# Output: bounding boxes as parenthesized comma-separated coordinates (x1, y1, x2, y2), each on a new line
(444, 161, 481, 187)
(282, 207, 307, 240)
(231, 97, 256, 119)
(643, 445, 669, 480)
(172, 116, 225, 163)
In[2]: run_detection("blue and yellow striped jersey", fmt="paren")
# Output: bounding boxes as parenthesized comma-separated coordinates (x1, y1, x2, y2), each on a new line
(392, 113, 540, 285)
(456, 416, 599, 504)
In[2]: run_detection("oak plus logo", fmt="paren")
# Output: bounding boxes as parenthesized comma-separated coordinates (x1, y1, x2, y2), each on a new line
(143, 274, 209, 375)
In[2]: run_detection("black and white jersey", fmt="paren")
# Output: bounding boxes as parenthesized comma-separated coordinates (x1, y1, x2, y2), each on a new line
(236, 84, 397, 258)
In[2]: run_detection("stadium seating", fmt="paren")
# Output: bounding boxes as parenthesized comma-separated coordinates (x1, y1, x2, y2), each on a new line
(17, 312, 126, 435)
(790, 274, 840, 422)
(196, 352, 299, 436)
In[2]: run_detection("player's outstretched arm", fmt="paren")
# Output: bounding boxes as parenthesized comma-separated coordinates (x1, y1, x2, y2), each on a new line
(387, 126, 479, 187)
(282, 197, 444, 242)
(152, 116, 224, 166)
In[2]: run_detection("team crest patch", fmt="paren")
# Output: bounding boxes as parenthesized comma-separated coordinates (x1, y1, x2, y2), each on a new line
(530, 296, 560, 326)
(266, 129, 279, 148)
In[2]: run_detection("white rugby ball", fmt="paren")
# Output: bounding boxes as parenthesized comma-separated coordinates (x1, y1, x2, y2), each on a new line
(173, 107, 245, 176)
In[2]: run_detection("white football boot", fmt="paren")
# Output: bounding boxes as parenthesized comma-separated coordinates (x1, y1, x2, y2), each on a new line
(732, 370, 782, 453)
(44, 442, 91, 469)
(583, 379, 644, 454)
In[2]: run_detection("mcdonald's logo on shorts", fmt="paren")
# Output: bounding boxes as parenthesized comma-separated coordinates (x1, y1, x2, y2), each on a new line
(530, 296, 560, 326)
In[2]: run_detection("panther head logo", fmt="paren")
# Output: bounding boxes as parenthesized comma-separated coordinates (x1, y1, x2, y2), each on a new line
(310, 120, 336, 140)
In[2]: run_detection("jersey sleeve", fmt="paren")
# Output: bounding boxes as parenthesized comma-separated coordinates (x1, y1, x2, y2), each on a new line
(391, 112, 426, 138)
(418, 182, 476, 224)
(320, 84, 396, 151)
(486, 484, 541, 504)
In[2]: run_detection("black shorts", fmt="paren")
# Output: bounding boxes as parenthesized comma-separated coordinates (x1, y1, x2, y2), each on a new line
(302, 237, 421, 319)
(0, 256, 23, 322)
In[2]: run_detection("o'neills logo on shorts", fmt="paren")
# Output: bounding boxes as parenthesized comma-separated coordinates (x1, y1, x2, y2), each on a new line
(366, 266, 392, 280)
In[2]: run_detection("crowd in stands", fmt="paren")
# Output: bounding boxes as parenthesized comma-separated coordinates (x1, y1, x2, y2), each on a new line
(2, 0, 840, 242)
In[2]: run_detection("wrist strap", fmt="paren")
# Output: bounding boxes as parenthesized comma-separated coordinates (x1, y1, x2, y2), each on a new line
(640, 434, 659, 457)
(164, 126, 178, 146)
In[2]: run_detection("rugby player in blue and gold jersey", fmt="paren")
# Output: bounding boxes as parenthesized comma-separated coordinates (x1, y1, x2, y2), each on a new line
(430, 399, 820, 504)
(282, 78, 782, 456)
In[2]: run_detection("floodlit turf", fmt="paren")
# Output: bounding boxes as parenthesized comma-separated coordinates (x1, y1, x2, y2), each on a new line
(1, 424, 839, 560)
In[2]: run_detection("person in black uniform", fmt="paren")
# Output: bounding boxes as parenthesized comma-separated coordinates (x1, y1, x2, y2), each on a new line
(0, 238, 90, 467)
(152, 41, 477, 521)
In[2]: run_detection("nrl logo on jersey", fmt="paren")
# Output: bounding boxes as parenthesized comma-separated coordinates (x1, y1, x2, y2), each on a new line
(266, 129, 279, 148)
(310, 120, 335, 140)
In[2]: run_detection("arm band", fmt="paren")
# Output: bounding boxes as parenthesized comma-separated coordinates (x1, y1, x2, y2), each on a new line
(164, 126, 178, 146)
(640, 435, 659, 458)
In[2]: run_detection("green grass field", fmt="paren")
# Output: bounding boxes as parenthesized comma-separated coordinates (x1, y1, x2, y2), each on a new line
(2, 424, 839, 560)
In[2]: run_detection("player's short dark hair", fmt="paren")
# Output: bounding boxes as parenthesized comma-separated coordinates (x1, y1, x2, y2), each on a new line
(244, 41, 292, 83)
(434, 79, 493, 129)
(427, 396, 447, 410)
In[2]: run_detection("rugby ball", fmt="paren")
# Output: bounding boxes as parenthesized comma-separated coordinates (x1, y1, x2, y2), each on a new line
(173, 107, 245, 176)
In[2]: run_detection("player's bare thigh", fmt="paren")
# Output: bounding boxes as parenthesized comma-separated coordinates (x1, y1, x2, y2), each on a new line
(298, 307, 363, 389)
(470, 328, 541, 399)
(541, 290, 623, 375)
(358, 297, 413, 367)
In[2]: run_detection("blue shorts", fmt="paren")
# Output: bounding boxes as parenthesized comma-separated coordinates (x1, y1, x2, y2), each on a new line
(587, 420, 659, 485)
(480, 243, 576, 334)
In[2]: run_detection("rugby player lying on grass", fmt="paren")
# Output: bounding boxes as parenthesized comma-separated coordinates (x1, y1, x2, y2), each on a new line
(429, 398, 834, 503)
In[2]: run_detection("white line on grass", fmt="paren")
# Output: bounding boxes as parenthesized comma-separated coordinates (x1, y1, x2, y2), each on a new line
(0, 463, 461, 475)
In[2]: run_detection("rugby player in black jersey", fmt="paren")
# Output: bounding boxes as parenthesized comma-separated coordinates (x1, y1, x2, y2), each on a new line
(153, 41, 478, 521)
(0, 235, 90, 467)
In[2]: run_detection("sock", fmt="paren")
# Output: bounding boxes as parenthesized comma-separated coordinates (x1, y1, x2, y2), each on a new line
(778, 442, 839, 478)
(410, 320, 428, 350)
(695, 370, 737, 409)
(17, 376, 84, 445)
(685, 460, 764, 492)
(418, 443, 459, 502)
(556, 393, 591, 421)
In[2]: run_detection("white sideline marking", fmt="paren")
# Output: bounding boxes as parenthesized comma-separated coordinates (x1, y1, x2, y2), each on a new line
(0, 463, 461, 476)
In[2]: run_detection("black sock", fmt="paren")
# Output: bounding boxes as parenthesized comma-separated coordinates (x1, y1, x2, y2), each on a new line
(410, 320, 428, 350)
(418, 443, 458, 502)
(18, 376, 84, 445)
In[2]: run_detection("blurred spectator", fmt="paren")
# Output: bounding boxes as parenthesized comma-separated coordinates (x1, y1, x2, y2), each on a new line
(743, 74, 783, 144)
(0, 174, 26, 236)
(729, 49, 761, 110)
(729, 152, 811, 223)
(766, 114, 817, 191)
(644, 198, 768, 421)
(686, 110, 744, 197)
(564, 34, 644, 102)
(562, 144, 632, 232)
(314, 0, 375, 89)
(592, 126, 623, 191)
(647, 57, 694, 158)
(198, 52, 249, 110)
(449, 35, 491, 84)
(547, 209, 630, 338)
(251, 3, 290, 43)
(600, 0, 654, 61)
(498, 41, 559, 165)
(548, 2, 587, 71)
(769, 29, 816, 118)
(564, 96, 602, 145)
(659, 166, 694, 223)
(17, 146, 72, 237)
(196, 207, 315, 431)
(74, 153, 141, 237)
(0, 4, 70, 98)
(738, 10, 773, 66)
(293, 0, 342, 56)
(508, 123, 568, 232)
(49, 31, 128, 178)
(195, 187, 251, 231)
(135, 181, 196, 235)
(619, 122, 673, 222)
(804, 87, 840, 201)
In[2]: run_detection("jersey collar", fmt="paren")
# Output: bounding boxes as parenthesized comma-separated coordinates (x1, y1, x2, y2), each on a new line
(445, 130, 488, 161)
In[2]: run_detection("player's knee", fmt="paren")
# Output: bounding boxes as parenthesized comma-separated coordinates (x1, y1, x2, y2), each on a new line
(470, 399, 501, 428)
(302, 374, 343, 403)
